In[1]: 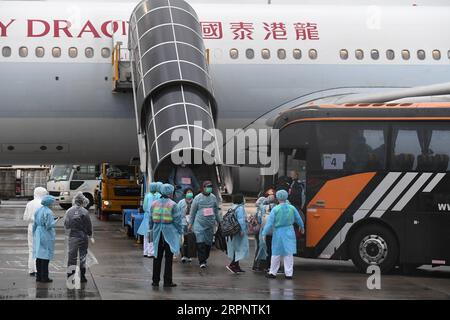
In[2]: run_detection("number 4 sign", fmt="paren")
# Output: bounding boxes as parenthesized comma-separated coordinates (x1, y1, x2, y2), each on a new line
(323, 154, 346, 170)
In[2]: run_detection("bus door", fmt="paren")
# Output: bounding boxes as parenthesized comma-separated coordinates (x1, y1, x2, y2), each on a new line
(304, 122, 388, 259)
(278, 148, 307, 254)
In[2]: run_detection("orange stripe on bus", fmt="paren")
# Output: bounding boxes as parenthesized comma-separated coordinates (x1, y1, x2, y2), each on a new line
(281, 117, 450, 130)
(306, 172, 376, 248)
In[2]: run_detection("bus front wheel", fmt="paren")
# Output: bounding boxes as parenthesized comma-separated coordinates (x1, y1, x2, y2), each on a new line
(349, 224, 399, 274)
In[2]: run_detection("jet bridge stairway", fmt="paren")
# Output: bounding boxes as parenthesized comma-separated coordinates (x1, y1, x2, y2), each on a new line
(128, 0, 222, 193)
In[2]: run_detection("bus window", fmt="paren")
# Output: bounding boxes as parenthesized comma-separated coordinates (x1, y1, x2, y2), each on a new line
(428, 129, 450, 171)
(311, 123, 387, 171)
(391, 129, 420, 170)
(279, 149, 306, 179)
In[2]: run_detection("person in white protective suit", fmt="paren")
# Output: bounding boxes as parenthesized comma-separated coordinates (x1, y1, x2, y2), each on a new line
(23, 187, 48, 276)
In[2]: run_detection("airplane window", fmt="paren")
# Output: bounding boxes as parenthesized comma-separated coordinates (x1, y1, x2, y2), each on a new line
(85, 47, 94, 58)
(35, 47, 45, 58)
(386, 49, 395, 60)
(277, 49, 286, 60)
(101, 47, 111, 58)
(370, 49, 379, 60)
(261, 49, 270, 59)
(340, 49, 348, 60)
(245, 49, 254, 59)
(68, 47, 78, 58)
(417, 50, 426, 60)
(52, 47, 61, 58)
(432, 50, 441, 60)
(19, 46, 28, 58)
(229, 48, 239, 59)
(293, 49, 301, 60)
(309, 49, 317, 60)
(355, 49, 364, 60)
(401, 50, 410, 60)
(2, 46, 11, 58)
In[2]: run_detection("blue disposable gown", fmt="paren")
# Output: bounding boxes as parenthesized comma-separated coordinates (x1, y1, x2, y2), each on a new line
(148, 198, 183, 256)
(137, 191, 161, 236)
(189, 193, 221, 245)
(226, 205, 249, 262)
(176, 198, 193, 234)
(261, 203, 304, 256)
(32, 206, 57, 260)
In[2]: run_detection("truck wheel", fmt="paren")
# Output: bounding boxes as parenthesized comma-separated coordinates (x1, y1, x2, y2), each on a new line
(349, 224, 399, 274)
(83, 193, 94, 210)
(60, 203, 71, 210)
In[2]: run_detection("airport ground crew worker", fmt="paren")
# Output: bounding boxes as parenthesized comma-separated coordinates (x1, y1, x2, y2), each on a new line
(33, 195, 58, 283)
(137, 182, 161, 257)
(262, 190, 304, 279)
(226, 194, 249, 274)
(169, 162, 200, 202)
(64, 192, 93, 283)
(177, 188, 195, 262)
(23, 187, 48, 276)
(188, 181, 221, 269)
(149, 183, 182, 287)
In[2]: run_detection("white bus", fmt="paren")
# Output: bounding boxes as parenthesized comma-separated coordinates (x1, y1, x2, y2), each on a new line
(47, 165, 100, 209)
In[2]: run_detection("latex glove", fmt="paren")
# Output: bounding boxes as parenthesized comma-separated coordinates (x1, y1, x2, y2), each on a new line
(90, 237, 95, 244)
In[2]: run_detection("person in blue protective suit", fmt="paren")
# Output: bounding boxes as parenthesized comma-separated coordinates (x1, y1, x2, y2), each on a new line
(137, 182, 161, 258)
(33, 195, 59, 283)
(252, 188, 276, 272)
(261, 190, 305, 279)
(188, 180, 221, 269)
(23, 187, 48, 276)
(168, 161, 200, 202)
(176, 188, 195, 263)
(226, 194, 249, 274)
(149, 183, 183, 287)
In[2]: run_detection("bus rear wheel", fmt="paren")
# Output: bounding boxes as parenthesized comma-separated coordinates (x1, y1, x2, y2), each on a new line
(349, 224, 399, 274)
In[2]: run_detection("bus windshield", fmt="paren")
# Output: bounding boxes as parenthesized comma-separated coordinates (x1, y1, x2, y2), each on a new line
(49, 165, 72, 181)
(105, 165, 136, 180)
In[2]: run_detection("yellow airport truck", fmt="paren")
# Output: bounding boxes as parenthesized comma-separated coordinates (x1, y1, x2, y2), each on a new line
(94, 163, 141, 220)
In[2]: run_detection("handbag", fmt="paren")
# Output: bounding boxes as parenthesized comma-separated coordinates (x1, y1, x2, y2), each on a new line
(214, 226, 227, 252)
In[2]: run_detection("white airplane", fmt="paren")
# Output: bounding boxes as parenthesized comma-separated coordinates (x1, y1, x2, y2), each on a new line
(1, 0, 450, 192)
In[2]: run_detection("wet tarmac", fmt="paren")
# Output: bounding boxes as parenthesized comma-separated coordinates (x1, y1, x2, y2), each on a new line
(0, 200, 449, 300)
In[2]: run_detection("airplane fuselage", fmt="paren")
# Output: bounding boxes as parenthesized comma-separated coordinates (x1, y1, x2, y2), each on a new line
(1, 1, 450, 164)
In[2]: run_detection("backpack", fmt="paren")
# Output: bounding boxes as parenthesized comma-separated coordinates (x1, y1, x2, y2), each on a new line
(220, 206, 241, 237)
(246, 214, 260, 235)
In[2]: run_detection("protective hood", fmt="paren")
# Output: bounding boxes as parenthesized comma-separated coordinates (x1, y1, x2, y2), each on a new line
(33, 187, 48, 200)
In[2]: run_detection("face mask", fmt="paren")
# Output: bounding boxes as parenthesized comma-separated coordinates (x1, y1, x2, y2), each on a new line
(186, 193, 193, 199)
(205, 187, 213, 194)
